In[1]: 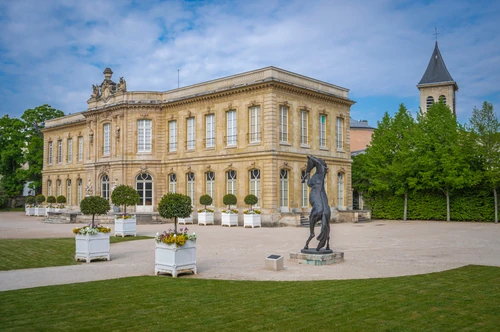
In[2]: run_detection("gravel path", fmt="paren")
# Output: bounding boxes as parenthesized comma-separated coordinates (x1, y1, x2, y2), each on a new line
(1, 212, 499, 291)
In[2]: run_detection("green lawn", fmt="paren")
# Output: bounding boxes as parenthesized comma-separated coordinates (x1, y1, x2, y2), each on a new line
(0, 237, 153, 270)
(0, 265, 498, 331)
(0, 208, 25, 212)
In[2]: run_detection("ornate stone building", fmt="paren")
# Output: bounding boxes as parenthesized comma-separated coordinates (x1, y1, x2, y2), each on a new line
(42, 67, 354, 223)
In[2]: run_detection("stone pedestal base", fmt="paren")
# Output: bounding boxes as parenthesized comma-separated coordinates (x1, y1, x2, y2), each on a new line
(290, 251, 344, 265)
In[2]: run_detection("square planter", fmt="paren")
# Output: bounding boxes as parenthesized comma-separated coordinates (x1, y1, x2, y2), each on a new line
(114, 215, 137, 237)
(198, 212, 214, 225)
(244, 213, 261, 228)
(34, 207, 46, 216)
(75, 232, 110, 263)
(221, 213, 238, 227)
(178, 214, 193, 224)
(45, 207, 54, 217)
(26, 207, 35, 216)
(155, 240, 197, 277)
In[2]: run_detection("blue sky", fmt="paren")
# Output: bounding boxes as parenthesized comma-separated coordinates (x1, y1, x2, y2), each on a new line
(0, 0, 498, 127)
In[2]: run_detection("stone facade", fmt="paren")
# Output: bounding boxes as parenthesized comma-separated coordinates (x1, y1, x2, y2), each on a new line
(41, 67, 354, 223)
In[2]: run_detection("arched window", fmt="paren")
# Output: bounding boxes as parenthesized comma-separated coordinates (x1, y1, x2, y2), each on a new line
(439, 95, 446, 104)
(426, 96, 434, 110)
(301, 170, 308, 207)
(249, 169, 260, 206)
(205, 172, 215, 202)
(101, 175, 109, 200)
(280, 169, 289, 208)
(57, 179, 62, 197)
(337, 172, 344, 208)
(136, 173, 153, 206)
(47, 180, 52, 197)
(67, 179, 72, 205)
(169, 173, 177, 193)
(77, 179, 82, 204)
(186, 172, 195, 205)
(226, 170, 237, 195)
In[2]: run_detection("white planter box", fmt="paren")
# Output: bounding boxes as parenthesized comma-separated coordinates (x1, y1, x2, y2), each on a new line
(114, 216, 137, 237)
(155, 240, 197, 277)
(178, 214, 193, 224)
(75, 233, 110, 263)
(198, 212, 214, 225)
(244, 213, 261, 228)
(34, 207, 46, 216)
(221, 213, 238, 227)
(45, 207, 54, 216)
(26, 207, 35, 216)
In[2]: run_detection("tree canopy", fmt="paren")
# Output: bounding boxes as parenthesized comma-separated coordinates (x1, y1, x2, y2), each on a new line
(111, 185, 140, 215)
(158, 193, 192, 233)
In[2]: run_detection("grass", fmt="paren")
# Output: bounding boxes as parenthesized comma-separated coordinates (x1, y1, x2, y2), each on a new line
(0, 208, 25, 212)
(0, 265, 499, 331)
(0, 237, 153, 271)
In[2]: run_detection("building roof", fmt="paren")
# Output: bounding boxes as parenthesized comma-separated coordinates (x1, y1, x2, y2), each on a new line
(417, 42, 458, 90)
(350, 118, 374, 129)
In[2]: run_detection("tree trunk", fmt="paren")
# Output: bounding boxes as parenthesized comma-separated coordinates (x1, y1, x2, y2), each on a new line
(494, 187, 498, 223)
(174, 217, 178, 233)
(403, 193, 408, 221)
(446, 189, 450, 222)
(92, 214, 95, 228)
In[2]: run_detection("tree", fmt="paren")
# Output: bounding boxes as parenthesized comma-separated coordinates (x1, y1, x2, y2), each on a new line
(244, 194, 258, 211)
(80, 196, 110, 228)
(158, 193, 191, 233)
(0, 116, 27, 197)
(411, 101, 479, 221)
(111, 185, 140, 215)
(57, 195, 67, 204)
(47, 195, 56, 207)
(223, 194, 237, 211)
(199, 194, 213, 211)
(35, 194, 45, 206)
(468, 102, 500, 222)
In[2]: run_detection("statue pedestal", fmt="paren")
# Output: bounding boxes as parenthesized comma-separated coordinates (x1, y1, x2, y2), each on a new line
(290, 251, 344, 265)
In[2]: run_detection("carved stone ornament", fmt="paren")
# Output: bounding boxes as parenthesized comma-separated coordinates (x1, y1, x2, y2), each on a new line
(187, 111, 192, 117)
(250, 100, 257, 106)
(282, 101, 290, 107)
(140, 164, 148, 172)
(141, 113, 149, 118)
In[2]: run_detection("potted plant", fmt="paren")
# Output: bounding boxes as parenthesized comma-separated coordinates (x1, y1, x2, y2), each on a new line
(74, 196, 111, 263)
(35, 194, 46, 216)
(243, 194, 261, 228)
(197, 194, 214, 225)
(46, 195, 56, 216)
(56, 195, 66, 211)
(156, 193, 197, 277)
(221, 193, 238, 227)
(111, 185, 140, 237)
(25, 196, 35, 216)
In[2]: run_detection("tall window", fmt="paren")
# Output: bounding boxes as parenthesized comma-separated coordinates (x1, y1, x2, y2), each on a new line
(169, 173, 177, 193)
(319, 114, 327, 148)
(103, 123, 110, 155)
(226, 110, 237, 146)
(77, 179, 82, 204)
(48, 142, 53, 165)
(48, 180, 52, 197)
(101, 175, 110, 200)
(57, 179, 61, 197)
(137, 119, 152, 152)
(169, 120, 177, 152)
(187, 172, 195, 205)
(337, 172, 344, 208)
(300, 110, 308, 145)
(249, 106, 261, 142)
(226, 170, 237, 195)
(136, 173, 153, 206)
(249, 169, 260, 205)
(206, 172, 215, 202)
(187, 117, 195, 150)
(205, 114, 215, 148)
(280, 169, 289, 208)
(336, 117, 344, 150)
(67, 138, 73, 163)
(279, 106, 288, 142)
(78, 136, 83, 161)
(426, 96, 434, 110)
(67, 179, 72, 206)
(57, 140, 62, 163)
(301, 170, 308, 207)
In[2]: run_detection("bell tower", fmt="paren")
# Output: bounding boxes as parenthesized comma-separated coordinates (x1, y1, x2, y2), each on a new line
(417, 41, 458, 114)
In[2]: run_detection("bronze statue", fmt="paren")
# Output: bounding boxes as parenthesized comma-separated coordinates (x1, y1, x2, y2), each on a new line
(302, 155, 331, 252)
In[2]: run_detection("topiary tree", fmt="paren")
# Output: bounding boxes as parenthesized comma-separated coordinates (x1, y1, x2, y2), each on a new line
(199, 194, 213, 211)
(111, 185, 140, 215)
(244, 194, 258, 211)
(35, 194, 46, 206)
(158, 193, 192, 233)
(25, 196, 35, 206)
(47, 195, 56, 206)
(223, 194, 237, 211)
(56, 195, 67, 204)
(80, 196, 110, 228)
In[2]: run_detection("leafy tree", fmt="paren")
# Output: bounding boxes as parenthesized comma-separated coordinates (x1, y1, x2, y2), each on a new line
(223, 194, 237, 210)
(57, 195, 67, 204)
(25, 196, 35, 206)
(0, 116, 27, 197)
(47, 196, 56, 206)
(111, 185, 140, 215)
(158, 193, 192, 233)
(199, 194, 213, 210)
(244, 194, 258, 211)
(35, 194, 45, 206)
(411, 101, 478, 221)
(468, 101, 500, 222)
(80, 196, 110, 228)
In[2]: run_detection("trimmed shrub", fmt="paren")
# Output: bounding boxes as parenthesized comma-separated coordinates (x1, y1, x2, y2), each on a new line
(47, 196, 56, 204)
(56, 195, 67, 204)
(244, 194, 258, 211)
(223, 194, 237, 210)
(25, 196, 36, 205)
(111, 185, 140, 215)
(158, 193, 192, 233)
(199, 194, 213, 210)
(80, 196, 111, 227)
(35, 194, 46, 206)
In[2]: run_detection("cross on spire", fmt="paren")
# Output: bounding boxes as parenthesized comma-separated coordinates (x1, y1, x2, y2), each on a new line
(433, 27, 439, 42)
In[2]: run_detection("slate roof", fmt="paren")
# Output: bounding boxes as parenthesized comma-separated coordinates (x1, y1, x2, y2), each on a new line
(350, 118, 374, 129)
(418, 42, 458, 90)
